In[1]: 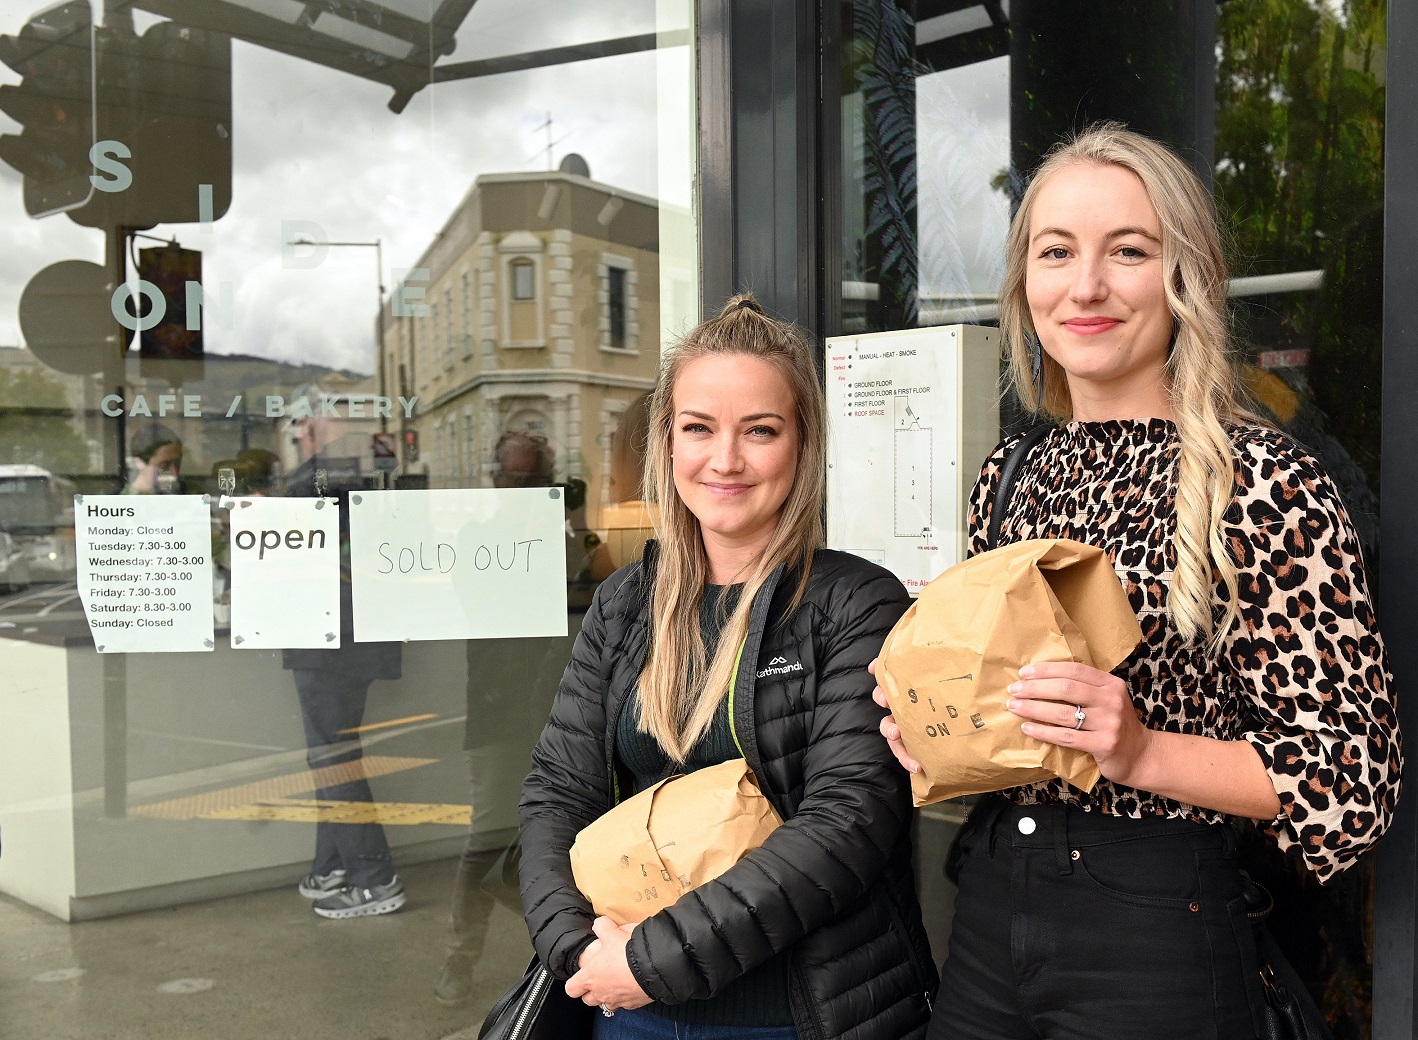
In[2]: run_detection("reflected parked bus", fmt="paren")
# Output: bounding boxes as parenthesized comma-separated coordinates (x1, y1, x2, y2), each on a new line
(0, 464, 77, 586)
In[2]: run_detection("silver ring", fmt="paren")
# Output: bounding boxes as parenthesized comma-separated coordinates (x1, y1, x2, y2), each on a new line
(1073, 705, 1086, 730)
(600, 1004, 616, 1018)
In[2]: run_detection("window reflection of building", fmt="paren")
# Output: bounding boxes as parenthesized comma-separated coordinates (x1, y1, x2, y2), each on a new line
(383, 163, 659, 540)
(0, 348, 382, 591)
(600, 391, 656, 569)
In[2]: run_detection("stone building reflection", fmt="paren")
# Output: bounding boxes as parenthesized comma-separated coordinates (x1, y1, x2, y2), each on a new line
(383, 157, 661, 525)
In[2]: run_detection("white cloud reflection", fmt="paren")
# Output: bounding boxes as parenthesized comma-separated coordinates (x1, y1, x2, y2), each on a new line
(0, 0, 687, 374)
(916, 56, 1010, 302)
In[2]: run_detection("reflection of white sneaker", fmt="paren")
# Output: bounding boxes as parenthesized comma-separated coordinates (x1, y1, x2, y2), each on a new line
(297, 870, 347, 899)
(312, 876, 406, 919)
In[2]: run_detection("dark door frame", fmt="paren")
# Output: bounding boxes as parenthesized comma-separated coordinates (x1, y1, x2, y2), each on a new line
(698, 1, 1418, 1030)
(697, 0, 828, 346)
(1373, 0, 1418, 1033)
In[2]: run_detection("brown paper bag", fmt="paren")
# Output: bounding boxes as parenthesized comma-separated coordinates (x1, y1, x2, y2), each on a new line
(877, 538, 1143, 806)
(570, 758, 783, 926)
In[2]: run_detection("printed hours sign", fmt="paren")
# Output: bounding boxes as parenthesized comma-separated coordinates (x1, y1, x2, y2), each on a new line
(75, 495, 215, 653)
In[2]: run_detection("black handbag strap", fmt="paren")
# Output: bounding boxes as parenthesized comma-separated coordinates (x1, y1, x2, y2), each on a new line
(1240, 877, 1334, 1040)
(987, 424, 1051, 552)
(479, 956, 541, 1038)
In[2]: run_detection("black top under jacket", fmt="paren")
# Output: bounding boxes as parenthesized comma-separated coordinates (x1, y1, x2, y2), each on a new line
(519, 543, 937, 1040)
(616, 582, 793, 1027)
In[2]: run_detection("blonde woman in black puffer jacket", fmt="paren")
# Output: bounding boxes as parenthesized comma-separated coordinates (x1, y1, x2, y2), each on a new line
(519, 295, 937, 1040)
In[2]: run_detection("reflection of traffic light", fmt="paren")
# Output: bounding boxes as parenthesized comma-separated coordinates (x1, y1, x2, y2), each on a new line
(403, 429, 419, 464)
(0, 0, 95, 218)
(74, 22, 232, 229)
(0, 6, 231, 229)
(136, 243, 203, 360)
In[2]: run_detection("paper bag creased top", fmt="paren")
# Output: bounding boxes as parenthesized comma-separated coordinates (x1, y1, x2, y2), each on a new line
(570, 758, 782, 926)
(878, 538, 1143, 806)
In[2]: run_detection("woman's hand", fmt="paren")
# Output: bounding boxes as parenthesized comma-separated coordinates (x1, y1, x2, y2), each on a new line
(565, 917, 653, 1013)
(868, 658, 923, 775)
(1006, 661, 1154, 785)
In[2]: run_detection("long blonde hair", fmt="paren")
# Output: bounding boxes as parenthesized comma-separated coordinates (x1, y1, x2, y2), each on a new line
(999, 124, 1251, 653)
(638, 293, 825, 761)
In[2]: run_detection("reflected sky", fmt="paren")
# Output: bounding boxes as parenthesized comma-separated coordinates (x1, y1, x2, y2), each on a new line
(0, 0, 690, 373)
(916, 56, 1009, 300)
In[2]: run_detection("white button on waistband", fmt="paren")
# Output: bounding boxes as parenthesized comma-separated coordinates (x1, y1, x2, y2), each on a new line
(1017, 816, 1036, 835)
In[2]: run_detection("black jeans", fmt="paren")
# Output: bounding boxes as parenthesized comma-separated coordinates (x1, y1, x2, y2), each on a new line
(929, 797, 1266, 1040)
(292, 668, 394, 888)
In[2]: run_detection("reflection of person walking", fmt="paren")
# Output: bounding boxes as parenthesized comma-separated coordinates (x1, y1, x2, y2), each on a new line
(283, 393, 406, 919)
(289, 661, 405, 918)
(435, 431, 560, 1002)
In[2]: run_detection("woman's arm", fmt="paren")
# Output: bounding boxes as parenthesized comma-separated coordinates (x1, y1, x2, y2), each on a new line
(1010, 435, 1402, 880)
(519, 574, 625, 979)
(1002, 660, 1281, 819)
(887, 658, 1282, 817)
(1217, 436, 1401, 880)
(619, 567, 913, 1006)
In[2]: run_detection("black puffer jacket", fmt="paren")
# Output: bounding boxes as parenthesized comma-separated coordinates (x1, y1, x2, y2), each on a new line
(520, 544, 937, 1040)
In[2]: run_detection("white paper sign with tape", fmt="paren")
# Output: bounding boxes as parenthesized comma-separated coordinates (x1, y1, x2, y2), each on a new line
(75, 494, 215, 653)
(348, 487, 568, 642)
(226, 496, 341, 649)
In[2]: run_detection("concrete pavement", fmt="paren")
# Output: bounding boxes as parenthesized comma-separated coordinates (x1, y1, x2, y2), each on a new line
(1, 856, 526, 1040)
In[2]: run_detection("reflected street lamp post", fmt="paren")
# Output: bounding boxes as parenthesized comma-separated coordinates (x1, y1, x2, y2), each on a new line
(289, 236, 389, 487)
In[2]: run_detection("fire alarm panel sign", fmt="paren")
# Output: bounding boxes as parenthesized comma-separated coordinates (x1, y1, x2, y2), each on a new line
(826, 326, 1000, 594)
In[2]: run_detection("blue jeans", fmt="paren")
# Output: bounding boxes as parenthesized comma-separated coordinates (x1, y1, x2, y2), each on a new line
(593, 1008, 798, 1040)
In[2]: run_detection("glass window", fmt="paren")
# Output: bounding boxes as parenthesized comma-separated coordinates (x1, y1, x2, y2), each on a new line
(0, 0, 695, 1035)
(432, 298, 443, 370)
(443, 286, 455, 370)
(835, 1, 1386, 1031)
(461, 268, 474, 358)
(511, 258, 536, 301)
(609, 264, 628, 348)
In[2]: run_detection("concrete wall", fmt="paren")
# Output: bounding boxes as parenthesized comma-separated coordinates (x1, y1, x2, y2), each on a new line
(0, 638, 77, 919)
(0, 623, 579, 921)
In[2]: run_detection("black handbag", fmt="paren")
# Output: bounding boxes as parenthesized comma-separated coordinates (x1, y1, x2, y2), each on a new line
(985, 423, 1051, 553)
(478, 956, 595, 1040)
(1240, 877, 1335, 1040)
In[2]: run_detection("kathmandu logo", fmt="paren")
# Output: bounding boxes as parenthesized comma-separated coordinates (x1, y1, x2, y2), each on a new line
(757, 655, 804, 679)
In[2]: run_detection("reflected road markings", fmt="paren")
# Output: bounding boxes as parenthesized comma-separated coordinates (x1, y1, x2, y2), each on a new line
(339, 712, 438, 735)
(204, 799, 472, 826)
(131, 755, 437, 820)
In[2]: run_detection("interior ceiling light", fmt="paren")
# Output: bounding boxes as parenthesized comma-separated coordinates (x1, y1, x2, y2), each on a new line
(917, 5, 993, 47)
(366, 0, 439, 19)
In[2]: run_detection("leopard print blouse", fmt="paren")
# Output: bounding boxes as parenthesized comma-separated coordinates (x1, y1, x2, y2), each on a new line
(967, 418, 1401, 883)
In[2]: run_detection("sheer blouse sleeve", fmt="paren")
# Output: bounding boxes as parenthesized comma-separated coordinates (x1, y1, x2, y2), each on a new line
(1223, 430, 1402, 882)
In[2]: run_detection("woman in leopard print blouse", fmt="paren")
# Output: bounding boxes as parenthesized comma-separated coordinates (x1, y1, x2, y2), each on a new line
(875, 125, 1402, 1040)
(965, 417, 1399, 882)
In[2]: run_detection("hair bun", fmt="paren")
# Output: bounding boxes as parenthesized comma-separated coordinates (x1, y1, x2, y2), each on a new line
(721, 293, 764, 317)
